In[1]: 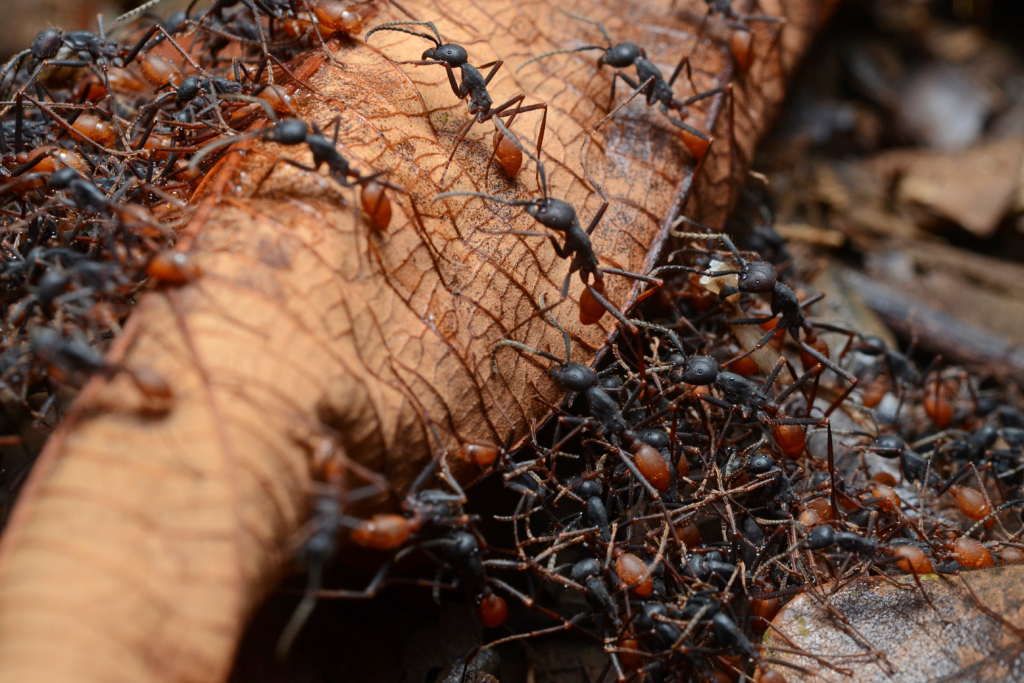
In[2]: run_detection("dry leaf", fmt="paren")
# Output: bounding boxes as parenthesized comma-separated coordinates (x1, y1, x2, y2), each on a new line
(872, 137, 1024, 237)
(765, 566, 1024, 682)
(0, 2, 834, 682)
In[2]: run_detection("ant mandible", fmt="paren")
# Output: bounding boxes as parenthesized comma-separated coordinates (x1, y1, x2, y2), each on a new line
(516, 10, 726, 159)
(435, 122, 659, 331)
(365, 20, 548, 183)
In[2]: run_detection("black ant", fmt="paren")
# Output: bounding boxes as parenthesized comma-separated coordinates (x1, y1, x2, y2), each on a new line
(191, 117, 406, 235)
(29, 327, 171, 401)
(365, 20, 549, 183)
(435, 122, 659, 331)
(653, 222, 859, 412)
(516, 10, 724, 157)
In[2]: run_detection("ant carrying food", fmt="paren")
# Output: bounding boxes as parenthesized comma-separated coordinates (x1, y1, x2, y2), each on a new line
(652, 222, 859, 413)
(365, 20, 548, 182)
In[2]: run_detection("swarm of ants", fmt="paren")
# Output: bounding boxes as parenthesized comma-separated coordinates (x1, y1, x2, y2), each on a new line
(297, 204, 1024, 681)
(0, 0, 380, 498)
(1, 0, 1022, 682)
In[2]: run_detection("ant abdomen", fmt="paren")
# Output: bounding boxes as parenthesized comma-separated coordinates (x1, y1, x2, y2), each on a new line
(459, 441, 502, 467)
(477, 590, 508, 628)
(492, 133, 522, 177)
(350, 514, 411, 550)
(579, 278, 608, 325)
(138, 52, 182, 88)
(614, 551, 653, 597)
(949, 537, 994, 568)
(890, 544, 933, 574)
(360, 180, 392, 231)
(632, 443, 671, 492)
(313, 1, 363, 35)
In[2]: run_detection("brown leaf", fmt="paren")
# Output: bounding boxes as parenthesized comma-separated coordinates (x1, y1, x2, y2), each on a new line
(872, 137, 1024, 238)
(0, 2, 833, 682)
(765, 566, 1024, 682)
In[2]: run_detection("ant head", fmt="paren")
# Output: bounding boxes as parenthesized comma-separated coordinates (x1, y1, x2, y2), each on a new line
(31, 27, 62, 61)
(681, 355, 719, 386)
(48, 167, 80, 190)
(857, 336, 889, 355)
(737, 261, 777, 294)
(747, 452, 774, 475)
(176, 76, 201, 106)
(424, 43, 468, 66)
(571, 558, 601, 582)
(598, 42, 641, 68)
(636, 428, 670, 451)
(526, 198, 575, 232)
(265, 118, 308, 145)
(575, 478, 601, 498)
(550, 362, 597, 392)
(806, 525, 836, 550)
(871, 434, 904, 458)
(449, 531, 479, 557)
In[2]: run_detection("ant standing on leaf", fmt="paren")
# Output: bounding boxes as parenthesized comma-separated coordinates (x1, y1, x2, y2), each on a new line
(516, 10, 726, 161)
(434, 119, 660, 331)
(191, 117, 405, 233)
(691, 0, 786, 73)
(365, 20, 549, 183)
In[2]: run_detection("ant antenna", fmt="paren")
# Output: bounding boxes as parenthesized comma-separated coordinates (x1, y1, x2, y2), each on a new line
(578, 128, 609, 208)
(365, 20, 444, 47)
(431, 191, 535, 208)
(538, 292, 572, 364)
(516, 45, 608, 73)
(629, 319, 687, 357)
(491, 340, 562, 374)
(556, 9, 614, 47)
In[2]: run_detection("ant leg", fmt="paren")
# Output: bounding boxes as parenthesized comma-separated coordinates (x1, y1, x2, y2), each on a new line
(478, 60, 505, 85)
(630, 320, 688, 357)
(667, 52, 689, 88)
(536, 292, 573, 363)
(275, 560, 323, 658)
(494, 101, 549, 153)
(119, 24, 161, 67)
(485, 95, 526, 187)
(14, 96, 23, 154)
(721, 326, 780, 370)
(506, 275, 573, 336)
(315, 556, 395, 598)
(279, 157, 324, 174)
(762, 355, 787, 391)
(678, 85, 729, 108)
(591, 76, 656, 134)
(598, 267, 661, 286)
(584, 201, 609, 236)
(239, 0, 272, 74)
(796, 337, 857, 384)
(584, 280, 638, 334)
(439, 116, 479, 184)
